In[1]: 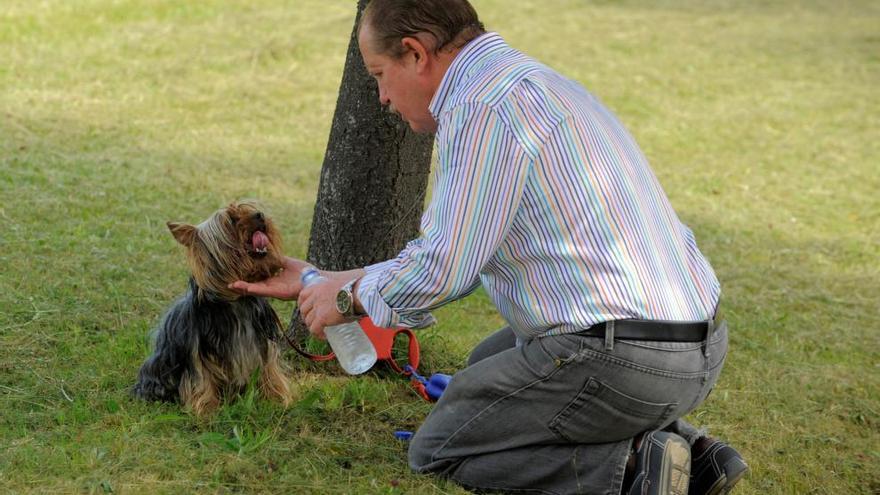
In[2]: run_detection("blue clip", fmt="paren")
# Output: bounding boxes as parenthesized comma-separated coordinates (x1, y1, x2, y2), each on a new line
(426, 373, 451, 400)
(404, 365, 451, 401)
(394, 430, 414, 441)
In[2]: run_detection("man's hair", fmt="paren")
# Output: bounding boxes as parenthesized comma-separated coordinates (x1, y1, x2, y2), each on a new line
(360, 0, 486, 59)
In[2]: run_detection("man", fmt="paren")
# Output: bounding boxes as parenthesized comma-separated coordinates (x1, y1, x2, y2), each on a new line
(232, 1, 747, 493)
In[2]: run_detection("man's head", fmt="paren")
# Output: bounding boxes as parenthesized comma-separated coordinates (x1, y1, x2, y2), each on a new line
(358, 0, 485, 133)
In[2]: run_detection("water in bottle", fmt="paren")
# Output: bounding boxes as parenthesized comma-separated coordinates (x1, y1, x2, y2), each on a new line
(300, 267, 377, 374)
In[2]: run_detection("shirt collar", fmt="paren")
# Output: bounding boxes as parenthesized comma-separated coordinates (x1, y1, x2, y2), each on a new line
(429, 32, 508, 119)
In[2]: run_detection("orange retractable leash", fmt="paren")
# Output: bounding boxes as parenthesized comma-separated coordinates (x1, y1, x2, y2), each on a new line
(286, 311, 450, 402)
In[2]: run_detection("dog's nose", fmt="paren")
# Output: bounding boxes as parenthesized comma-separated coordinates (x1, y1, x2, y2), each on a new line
(253, 212, 264, 222)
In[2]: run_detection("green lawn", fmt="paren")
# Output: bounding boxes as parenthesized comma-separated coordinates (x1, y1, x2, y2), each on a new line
(1, 0, 877, 493)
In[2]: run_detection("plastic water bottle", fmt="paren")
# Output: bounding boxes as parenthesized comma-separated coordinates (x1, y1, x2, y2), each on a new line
(300, 267, 377, 375)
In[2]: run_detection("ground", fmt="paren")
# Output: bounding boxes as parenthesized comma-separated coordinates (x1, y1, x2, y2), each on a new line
(0, 0, 877, 493)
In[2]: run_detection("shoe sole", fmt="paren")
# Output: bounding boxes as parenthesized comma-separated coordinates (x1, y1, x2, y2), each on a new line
(705, 458, 749, 495)
(659, 436, 691, 495)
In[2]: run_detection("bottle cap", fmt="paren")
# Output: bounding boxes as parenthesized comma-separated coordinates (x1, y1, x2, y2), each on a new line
(300, 266, 320, 284)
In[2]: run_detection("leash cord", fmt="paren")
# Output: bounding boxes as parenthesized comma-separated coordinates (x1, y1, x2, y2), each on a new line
(281, 308, 336, 362)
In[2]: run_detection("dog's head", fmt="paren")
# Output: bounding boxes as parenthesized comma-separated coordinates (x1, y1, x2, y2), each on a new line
(167, 201, 284, 300)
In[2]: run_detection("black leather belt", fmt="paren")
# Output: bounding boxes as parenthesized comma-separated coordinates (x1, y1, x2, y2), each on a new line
(580, 318, 716, 342)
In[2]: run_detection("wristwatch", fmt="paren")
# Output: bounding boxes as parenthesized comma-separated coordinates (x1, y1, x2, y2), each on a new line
(335, 278, 357, 318)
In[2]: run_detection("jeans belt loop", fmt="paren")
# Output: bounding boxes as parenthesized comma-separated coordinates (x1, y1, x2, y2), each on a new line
(702, 318, 714, 358)
(605, 321, 615, 351)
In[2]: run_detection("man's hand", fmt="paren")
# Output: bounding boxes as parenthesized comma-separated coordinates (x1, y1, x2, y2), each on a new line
(228, 257, 310, 300)
(297, 275, 351, 339)
(231, 259, 366, 339)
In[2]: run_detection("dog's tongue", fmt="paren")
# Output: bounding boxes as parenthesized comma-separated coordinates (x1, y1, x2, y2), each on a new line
(252, 231, 269, 250)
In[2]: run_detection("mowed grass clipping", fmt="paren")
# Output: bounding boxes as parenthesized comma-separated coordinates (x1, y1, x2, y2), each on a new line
(1, 0, 877, 493)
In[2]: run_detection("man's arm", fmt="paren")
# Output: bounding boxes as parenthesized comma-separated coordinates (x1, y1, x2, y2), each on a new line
(356, 102, 531, 328)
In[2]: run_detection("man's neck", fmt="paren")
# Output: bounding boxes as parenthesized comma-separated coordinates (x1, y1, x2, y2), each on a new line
(429, 47, 462, 97)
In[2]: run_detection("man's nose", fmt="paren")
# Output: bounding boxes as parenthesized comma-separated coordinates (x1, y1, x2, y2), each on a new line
(378, 87, 390, 106)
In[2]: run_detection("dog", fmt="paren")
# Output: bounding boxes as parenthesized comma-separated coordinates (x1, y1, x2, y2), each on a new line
(132, 201, 291, 416)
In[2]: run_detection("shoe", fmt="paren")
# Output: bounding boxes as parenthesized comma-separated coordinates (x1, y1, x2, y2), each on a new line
(627, 431, 691, 495)
(689, 440, 749, 495)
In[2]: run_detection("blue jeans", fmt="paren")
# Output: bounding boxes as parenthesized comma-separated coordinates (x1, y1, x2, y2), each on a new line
(409, 322, 728, 494)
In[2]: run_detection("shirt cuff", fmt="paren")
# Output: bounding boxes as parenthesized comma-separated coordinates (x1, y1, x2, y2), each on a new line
(356, 267, 436, 329)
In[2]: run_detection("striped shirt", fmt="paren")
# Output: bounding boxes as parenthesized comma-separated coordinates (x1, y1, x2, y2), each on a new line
(357, 33, 720, 340)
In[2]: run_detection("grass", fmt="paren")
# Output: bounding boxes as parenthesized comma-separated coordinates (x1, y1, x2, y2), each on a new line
(1, 0, 877, 493)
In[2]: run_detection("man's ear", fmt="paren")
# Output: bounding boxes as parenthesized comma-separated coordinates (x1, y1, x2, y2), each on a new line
(167, 222, 197, 246)
(401, 36, 430, 72)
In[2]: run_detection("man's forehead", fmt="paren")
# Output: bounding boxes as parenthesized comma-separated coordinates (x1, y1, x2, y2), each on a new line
(358, 20, 377, 54)
(358, 26, 388, 71)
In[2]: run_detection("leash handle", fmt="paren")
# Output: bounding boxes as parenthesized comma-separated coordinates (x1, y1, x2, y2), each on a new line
(389, 329, 420, 374)
(287, 311, 420, 370)
(358, 318, 420, 373)
(287, 311, 443, 402)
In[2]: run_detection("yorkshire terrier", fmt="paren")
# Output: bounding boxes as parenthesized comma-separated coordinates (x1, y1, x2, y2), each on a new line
(132, 201, 291, 416)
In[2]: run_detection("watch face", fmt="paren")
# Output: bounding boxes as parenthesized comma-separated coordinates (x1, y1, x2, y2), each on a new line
(336, 289, 352, 314)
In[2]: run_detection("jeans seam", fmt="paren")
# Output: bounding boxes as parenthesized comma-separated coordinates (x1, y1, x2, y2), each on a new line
(617, 340, 704, 352)
(548, 377, 679, 443)
(577, 347, 708, 380)
(453, 457, 562, 494)
(432, 362, 565, 463)
(463, 483, 558, 495)
(609, 438, 632, 495)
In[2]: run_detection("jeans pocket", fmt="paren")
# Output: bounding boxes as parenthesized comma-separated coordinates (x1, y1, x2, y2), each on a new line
(548, 377, 678, 443)
(536, 334, 583, 364)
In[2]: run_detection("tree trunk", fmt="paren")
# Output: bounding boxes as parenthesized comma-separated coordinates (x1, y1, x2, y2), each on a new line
(306, 0, 434, 271)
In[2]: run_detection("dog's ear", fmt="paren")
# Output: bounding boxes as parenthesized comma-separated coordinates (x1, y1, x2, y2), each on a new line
(167, 222, 197, 246)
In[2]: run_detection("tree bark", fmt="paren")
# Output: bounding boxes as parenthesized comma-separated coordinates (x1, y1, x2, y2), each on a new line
(306, 0, 434, 271)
